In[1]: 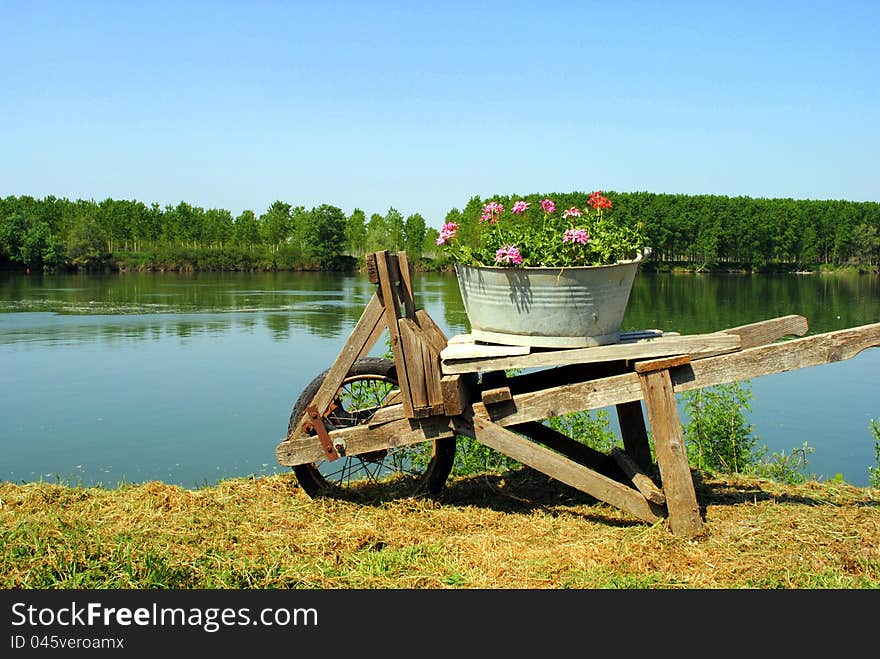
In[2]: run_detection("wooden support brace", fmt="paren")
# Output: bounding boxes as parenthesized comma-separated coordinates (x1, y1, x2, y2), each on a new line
(638, 367, 704, 537)
(610, 448, 666, 505)
(481, 386, 513, 405)
(394, 251, 417, 320)
(616, 401, 653, 472)
(471, 411, 665, 524)
(286, 292, 386, 441)
(509, 421, 616, 476)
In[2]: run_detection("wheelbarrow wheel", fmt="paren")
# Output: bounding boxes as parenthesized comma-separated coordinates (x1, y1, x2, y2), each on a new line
(288, 357, 456, 498)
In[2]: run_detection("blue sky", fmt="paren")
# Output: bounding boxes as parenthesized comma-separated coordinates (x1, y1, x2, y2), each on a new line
(2, 0, 878, 228)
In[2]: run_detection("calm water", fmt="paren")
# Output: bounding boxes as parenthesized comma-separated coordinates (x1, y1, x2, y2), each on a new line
(1, 270, 878, 487)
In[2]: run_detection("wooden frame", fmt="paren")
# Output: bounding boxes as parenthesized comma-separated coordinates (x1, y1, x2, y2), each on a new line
(276, 251, 880, 538)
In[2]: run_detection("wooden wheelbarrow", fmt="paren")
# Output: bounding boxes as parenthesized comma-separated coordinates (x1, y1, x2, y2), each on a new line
(276, 250, 880, 537)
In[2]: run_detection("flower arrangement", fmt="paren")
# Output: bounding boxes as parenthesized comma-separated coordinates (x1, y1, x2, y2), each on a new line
(436, 191, 646, 268)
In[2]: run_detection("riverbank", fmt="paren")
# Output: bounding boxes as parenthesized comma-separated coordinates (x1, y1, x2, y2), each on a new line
(2, 470, 877, 588)
(3, 252, 878, 275)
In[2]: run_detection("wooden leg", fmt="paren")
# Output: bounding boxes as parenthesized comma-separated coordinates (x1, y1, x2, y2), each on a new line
(616, 401, 652, 471)
(638, 368, 704, 537)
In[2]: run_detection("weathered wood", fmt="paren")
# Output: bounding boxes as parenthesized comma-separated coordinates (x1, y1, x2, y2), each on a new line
(375, 251, 414, 417)
(356, 316, 387, 361)
(399, 318, 430, 418)
(441, 342, 531, 361)
(616, 401, 652, 471)
(421, 328, 445, 414)
(395, 251, 417, 320)
(447, 333, 477, 345)
(639, 369, 703, 537)
(679, 322, 880, 390)
(481, 386, 512, 405)
(441, 374, 471, 417)
(415, 309, 449, 353)
(441, 333, 740, 375)
(610, 448, 666, 505)
(634, 354, 691, 373)
(276, 413, 457, 467)
(722, 314, 809, 349)
(287, 292, 386, 440)
(466, 323, 880, 428)
(471, 413, 665, 524)
(509, 420, 616, 476)
(365, 253, 379, 284)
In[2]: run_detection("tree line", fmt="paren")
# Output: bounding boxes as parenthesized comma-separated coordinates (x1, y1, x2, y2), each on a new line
(1, 191, 878, 272)
(0, 195, 435, 272)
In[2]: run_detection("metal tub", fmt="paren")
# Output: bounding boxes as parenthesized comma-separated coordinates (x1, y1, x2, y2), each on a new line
(454, 252, 644, 348)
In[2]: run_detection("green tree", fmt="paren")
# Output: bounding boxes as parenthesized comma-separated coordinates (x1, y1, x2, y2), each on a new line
(403, 212, 426, 261)
(233, 210, 260, 246)
(259, 200, 292, 252)
(0, 212, 27, 262)
(346, 208, 367, 256)
(385, 207, 404, 251)
(365, 212, 389, 253)
(304, 204, 347, 268)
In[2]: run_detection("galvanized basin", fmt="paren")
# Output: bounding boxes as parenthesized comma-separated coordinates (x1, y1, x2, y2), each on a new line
(454, 251, 644, 348)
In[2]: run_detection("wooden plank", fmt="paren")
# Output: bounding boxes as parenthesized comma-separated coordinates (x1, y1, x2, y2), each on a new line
(399, 318, 430, 418)
(722, 314, 809, 349)
(441, 342, 531, 361)
(286, 292, 386, 440)
(481, 386, 512, 405)
(462, 323, 880, 429)
(639, 369, 703, 537)
(395, 251, 417, 320)
(634, 354, 691, 373)
(471, 413, 665, 524)
(421, 328, 446, 414)
(509, 421, 616, 476)
(415, 309, 448, 353)
(277, 413, 456, 467)
(610, 448, 666, 505)
(616, 401, 653, 472)
(679, 322, 880, 391)
(375, 250, 414, 418)
(441, 333, 740, 375)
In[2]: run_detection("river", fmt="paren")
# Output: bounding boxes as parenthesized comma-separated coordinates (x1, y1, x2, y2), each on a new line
(1, 269, 878, 487)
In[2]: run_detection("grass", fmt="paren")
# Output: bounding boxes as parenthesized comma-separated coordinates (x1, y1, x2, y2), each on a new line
(1, 469, 878, 589)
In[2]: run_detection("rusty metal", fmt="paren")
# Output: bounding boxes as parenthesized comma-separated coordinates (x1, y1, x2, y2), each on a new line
(305, 404, 340, 461)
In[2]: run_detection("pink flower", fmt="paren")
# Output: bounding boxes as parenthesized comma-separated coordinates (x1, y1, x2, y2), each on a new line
(540, 198, 555, 214)
(436, 222, 458, 245)
(495, 244, 523, 266)
(512, 200, 530, 215)
(563, 228, 590, 245)
(563, 206, 583, 219)
(481, 201, 504, 224)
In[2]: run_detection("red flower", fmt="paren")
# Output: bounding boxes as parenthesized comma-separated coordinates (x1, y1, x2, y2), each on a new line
(588, 190, 612, 210)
